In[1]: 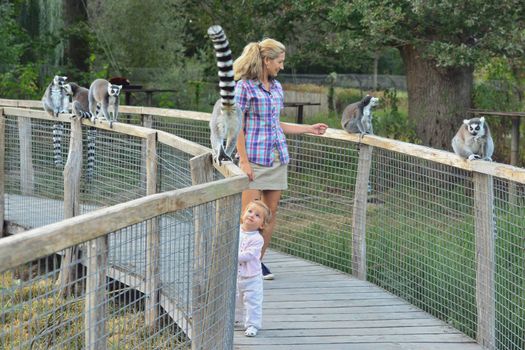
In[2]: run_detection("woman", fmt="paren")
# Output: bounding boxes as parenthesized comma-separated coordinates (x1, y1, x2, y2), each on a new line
(234, 38, 328, 279)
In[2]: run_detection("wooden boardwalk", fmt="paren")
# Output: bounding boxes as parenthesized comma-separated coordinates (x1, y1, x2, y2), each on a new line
(234, 250, 483, 350)
(4, 194, 482, 350)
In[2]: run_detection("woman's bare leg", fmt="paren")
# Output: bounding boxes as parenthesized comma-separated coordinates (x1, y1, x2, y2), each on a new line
(241, 189, 262, 213)
(260, 190, 281, 259)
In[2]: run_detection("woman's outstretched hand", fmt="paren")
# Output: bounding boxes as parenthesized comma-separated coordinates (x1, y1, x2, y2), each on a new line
(309, 123, 328, 135)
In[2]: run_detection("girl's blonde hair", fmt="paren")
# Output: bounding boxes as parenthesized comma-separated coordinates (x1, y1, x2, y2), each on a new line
(233, 38, 285, 81)
(242, 200, 272, 232)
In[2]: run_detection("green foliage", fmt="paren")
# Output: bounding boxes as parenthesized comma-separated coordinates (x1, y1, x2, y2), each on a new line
(474, 58, 523, 111)
(86, 0, 187, 74)
(334, 88, 362, 114)
(0, 63, 40, 99)
(472, 57, 525, 164)
(0, 2, 27, 67)
(0, 2, 41, 99)
(374, 88, 419, 143)
(347, 0, 525, 68)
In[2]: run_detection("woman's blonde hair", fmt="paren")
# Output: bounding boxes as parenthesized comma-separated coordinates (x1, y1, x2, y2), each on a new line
(242, 200, 272, 232)
(233, 38, 285, 81)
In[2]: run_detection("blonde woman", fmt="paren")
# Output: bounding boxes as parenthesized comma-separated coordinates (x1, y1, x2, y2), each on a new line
(234, 38, 327, 279)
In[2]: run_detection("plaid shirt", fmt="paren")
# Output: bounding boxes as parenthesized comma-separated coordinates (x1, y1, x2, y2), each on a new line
(235, 79, 290, 166)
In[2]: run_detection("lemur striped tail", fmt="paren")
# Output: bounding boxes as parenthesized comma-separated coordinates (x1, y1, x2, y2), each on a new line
(52, 123, 64, 166)
(85, 127, 96, 182)
(207, 25, 235, 110)
(74, 109, 93, 119)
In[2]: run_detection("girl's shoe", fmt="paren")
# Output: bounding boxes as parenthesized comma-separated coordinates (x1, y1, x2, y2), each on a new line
(261, 262, 274, 280)
(245, 326, 258, 337)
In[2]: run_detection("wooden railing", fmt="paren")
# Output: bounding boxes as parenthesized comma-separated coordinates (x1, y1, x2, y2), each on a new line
(0, 103, 248, 350)
(1, 98, 524, 349)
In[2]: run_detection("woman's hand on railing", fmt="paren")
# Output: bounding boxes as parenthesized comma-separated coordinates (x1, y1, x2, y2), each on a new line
(239, 159, 255, 181)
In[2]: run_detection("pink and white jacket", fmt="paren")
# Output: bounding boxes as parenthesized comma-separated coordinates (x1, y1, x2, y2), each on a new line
(238, 227, 264, 278)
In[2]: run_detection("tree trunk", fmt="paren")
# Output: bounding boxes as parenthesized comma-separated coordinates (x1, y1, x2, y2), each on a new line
(63, 0, 89, 74)
(399, 45, 473, 150)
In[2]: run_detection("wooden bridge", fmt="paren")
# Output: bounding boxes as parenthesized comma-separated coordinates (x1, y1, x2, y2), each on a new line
(2, 100, 524, 349)
(234, 250, 482, 350)
(3, 193, 482, 350)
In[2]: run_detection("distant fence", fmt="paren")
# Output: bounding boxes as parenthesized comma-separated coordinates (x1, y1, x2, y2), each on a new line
(279, 73, 408, 91)
(1, 99, 525, 350)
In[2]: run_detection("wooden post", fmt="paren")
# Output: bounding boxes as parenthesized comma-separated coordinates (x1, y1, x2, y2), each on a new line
(58, 118, 82, 297)
(473, 172, 496, 349)
(18, 116, 34, 195)
(0, 110, 5, 237)
(509, 116, 520, 206)
(297, 105, 304, 124)
(144, 132, 160, 329)
(351, 144, 373, 280)
(190, 152, 214, 350)
(79, 111, 108, 347)
(210, 193, 241, 349)
(85, 236, 108, 350)
(510, 116, 520, 166)
(140, 114, 154, 189)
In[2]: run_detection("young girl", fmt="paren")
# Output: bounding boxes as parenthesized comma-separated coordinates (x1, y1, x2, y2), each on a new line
(235, 200, 271, 337)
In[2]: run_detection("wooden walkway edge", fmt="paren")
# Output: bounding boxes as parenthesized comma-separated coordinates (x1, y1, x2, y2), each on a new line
(234, 250, 483, 350)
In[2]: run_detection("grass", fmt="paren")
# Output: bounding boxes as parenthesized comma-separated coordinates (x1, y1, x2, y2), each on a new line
(0, 272, 189, 349)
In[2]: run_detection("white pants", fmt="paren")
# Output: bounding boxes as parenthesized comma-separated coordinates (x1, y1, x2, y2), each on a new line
(235, 275, 263, 329)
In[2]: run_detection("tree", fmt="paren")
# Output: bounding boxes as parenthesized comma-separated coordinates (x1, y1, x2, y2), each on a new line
(63, 0, 90, 76)
(291, 0, 525, 149)
(86, 0, 188, 79)
(0, 2, 26, 67)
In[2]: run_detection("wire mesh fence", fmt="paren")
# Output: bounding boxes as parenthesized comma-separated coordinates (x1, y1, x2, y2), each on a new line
(1, 101, 524, 349)
(0, 197, 242, 350)
(278, 73, 408, 91)
(0, 106, 246, 349)
(115, 108, 524, 350)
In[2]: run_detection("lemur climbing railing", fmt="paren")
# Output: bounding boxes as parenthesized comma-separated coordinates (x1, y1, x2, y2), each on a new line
(0, 104, 248, 349)
(1, 99, 525, 350)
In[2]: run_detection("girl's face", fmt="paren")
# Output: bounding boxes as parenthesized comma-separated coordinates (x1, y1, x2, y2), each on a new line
(265, 52, 285, 78)
(241, 204, 266, 232)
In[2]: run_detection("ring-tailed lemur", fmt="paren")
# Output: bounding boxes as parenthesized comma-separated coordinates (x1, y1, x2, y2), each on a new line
(42, 75, 70, 167)
(67, 82, 97, 181)
(341, 95, 380, 135)
(42, 75, 70, 117)
(207, 25, 242, 165)
(88, 79, 122, 128)
(452, 117, 494, 161)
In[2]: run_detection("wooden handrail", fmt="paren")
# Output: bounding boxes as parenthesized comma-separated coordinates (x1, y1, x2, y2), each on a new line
(0, 175, 248, 274)
(2, 99, 524, 183)
(0, 106, 241, 180)
(320, 128, 525, 184)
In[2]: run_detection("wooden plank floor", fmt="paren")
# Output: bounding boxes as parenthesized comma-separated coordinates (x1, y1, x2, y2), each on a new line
(234, 250, 483, 350)
(4, 194, 483, 350)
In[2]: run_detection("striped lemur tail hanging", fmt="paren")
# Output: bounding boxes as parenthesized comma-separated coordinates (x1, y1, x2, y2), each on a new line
(53, 124, 64, 166)
(85, 127, 96, 182)
(207, 25, 235, 108)
(207, 25, 242, 165)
